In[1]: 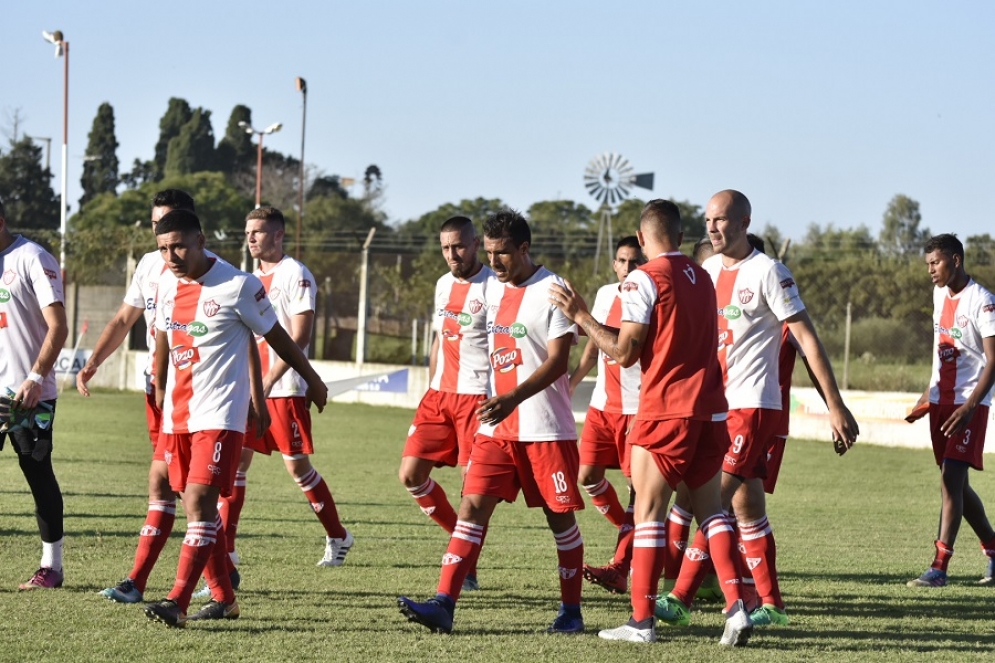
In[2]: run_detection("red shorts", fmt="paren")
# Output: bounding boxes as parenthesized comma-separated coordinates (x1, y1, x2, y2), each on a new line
(930, 403, 988, 470)
(463, 436, 584, 512)
(629, 418, 727, 490)
(145, 391, 162, 447)
(404, 390, 482, 467)
(763, 436, 788, 494)
(162, 429, 243, 497)
(244, 397, 313, 456)
(722, 408, 781, 480)
(579, 408, 634, 476)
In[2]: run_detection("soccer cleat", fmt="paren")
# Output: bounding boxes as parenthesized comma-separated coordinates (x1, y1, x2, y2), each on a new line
(462, 574, 480, 592)
(582, 562, 628, 594)
(907, 568, 947, 588)
(978, 557, 995, 586)
(189, 599, 240, 621)
(720, 600, 754, 646)
(654, 593, 691, 626)
(192, 567, 241, 600)
(144, 599, 187, 628)
(695, 573, 725, 603)
(397, 596, 454, 634)
(318, 530, 354, 567)
(99, 578, 143, 603)
(18, 567, 63, 590)
(546, 604, 584, 634)
(598, 619, 656, 643)
(749, 603, 790, 626)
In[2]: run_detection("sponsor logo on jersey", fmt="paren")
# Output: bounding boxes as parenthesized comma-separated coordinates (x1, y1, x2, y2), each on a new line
(458, 312, 472, 326)
(779, 278, 795, 290)
(0, 288, 10, 303)
(490, 347, 522, 373)
(145, 297, 156, 311)
(438, 308, 471, 326)
(254, 286, 267, 301)
(603, 354, 618, 366)
(468, 298, 484, 314)
(718, 328, 734, 349)
(187, 321, 209, 337)
(207, 464, 222, 476)
(442, 328, 462, 342)
(487, 322, 528, 338)
(558, 566, 578, 580)
(203, 299, 221, 317)
(2, 269, 14, 285)
(984, 304, 995, 314)
(738, 288, 754, 305)
(170, 344, 201, 369)
(621, 281, 639, 292)
(937, 343, 959, 364)
(956, 445, 967, 453)
(684, 547, 709, 562)
(298, 279, 312, 290)
(721, 304, 742, 320)
(43, 268, 58, 280)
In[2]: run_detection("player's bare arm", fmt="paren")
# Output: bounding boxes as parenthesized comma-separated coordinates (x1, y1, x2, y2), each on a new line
(568, 336, 599, 397)
(262, 323, 328, 412)
(15, 303, 68, 410)
(77, 303, 144, 396)
(154, 330, 169, 410)
(247, 338, 271, 436)
(261, 310, 315, 396)
(785, 310, 860, 453)
(941, 335, 995, 438)
(477, 334, 572, 426)
(427, 332, 440, 384)
(549, 280, 645, 367)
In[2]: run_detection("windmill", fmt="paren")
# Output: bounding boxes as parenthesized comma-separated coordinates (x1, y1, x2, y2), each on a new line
(583, 152, 654, 275)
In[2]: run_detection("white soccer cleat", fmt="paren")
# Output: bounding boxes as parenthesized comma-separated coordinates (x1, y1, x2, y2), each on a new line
(719, 599, 753, 646)
(318, 530, 354, 567)
(598, 621, 657, 643)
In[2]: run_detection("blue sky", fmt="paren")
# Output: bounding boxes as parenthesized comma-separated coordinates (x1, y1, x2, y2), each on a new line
(3, 1, 993, 241)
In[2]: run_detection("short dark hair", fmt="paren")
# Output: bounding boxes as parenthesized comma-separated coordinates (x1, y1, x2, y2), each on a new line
(640, 199, 682, 241)
(924, 234, 964, 261)
(155, 209, 202, 236)
(440, 215, 475, 235)
(747, 233, 766, 255)
(615, 235, 640, 253)
(483, 209, 530, 248)
(692, 236, 714, 264)
(246, 206, 285, 228)
(151, 189, 195, 213)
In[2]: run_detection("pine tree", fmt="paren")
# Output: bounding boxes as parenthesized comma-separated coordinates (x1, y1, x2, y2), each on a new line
(164, 108, 217, 177)
(153, 98, 193, 180)
(79, 102, 120, 209)
(215, 105, 254, 176)
(0, 137, 60, 230)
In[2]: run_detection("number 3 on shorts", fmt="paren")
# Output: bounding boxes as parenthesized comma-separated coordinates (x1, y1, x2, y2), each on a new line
(551, 471, 568, 494)
(213, 441, 223, 463)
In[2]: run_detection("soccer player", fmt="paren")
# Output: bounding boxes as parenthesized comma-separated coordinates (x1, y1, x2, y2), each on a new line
(550, 199, 752, 645)
(217, 206, 353, 569)
(569, 236, 643, 594)
(398, 216, 493, 590)
(144, 209, 328, 628)
(81, 190, 246, 604)
(398, 209, 586, 634)
(657, 190, 858, 627)
(0, 198, 69, 590)
(906, 234, 995, 588)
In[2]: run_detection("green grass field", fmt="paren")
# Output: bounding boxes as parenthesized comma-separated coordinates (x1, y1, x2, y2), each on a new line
(2, 391, 995, 662)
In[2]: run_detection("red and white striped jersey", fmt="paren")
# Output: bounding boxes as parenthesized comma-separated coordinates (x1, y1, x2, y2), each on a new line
(702, 250, 805, 410)
(155, 259, 278, 434)
(621, 253, 727, 421)
(254, 256, 316, 398)
(430, 266, 494, 395)
(478, 266, 578, 442)
(587, 283, 640, 414)
(124, 249, 220, 377)
(0, 235, 64, 402)
(929, 279, 995, 407)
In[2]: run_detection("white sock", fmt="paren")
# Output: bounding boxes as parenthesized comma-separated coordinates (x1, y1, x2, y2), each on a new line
(41, 538, 64, 571)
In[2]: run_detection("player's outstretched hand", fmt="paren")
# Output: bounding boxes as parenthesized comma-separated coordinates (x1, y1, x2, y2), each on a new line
(76, 363, 97, 397)
(831, 405, 859, 455)
(477, 393, 520, 426)
(306, 379, 328, 413)
(548, 280, 588, 322)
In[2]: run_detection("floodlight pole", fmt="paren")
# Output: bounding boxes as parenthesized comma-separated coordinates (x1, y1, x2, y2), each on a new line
(295, 77, 307, 261)
(41, 31, 70, 279)
(356, 227, 377, 367)
(239, 120, 282, 270)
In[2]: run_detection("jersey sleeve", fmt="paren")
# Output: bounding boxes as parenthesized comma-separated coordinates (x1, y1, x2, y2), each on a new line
(975, 290, 995, 339)
(547, 276, 577, 341)
(765, 262, 806, 322)
(235, 275, 279, 337)
(285, 263, 317, 316)
(28, 248, 64, 309)
(431, 276, 447, 332)
(620, 270, 656, 325)
(123, 254, 150, 309)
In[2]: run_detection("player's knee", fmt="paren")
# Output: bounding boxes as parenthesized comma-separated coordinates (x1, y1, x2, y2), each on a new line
(578, 465, 604, 487)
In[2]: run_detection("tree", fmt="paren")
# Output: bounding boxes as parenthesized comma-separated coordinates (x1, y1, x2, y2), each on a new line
(215, 105, 254, 176)
(880, 194, 929, 256)
(79, 102, 120, 209)
(0, 136, 60, 230)
(308, 174, 348, 201)
(164, 108, 217, 177)
(153, 98, 193, 180)
(966, 234, 995, 267)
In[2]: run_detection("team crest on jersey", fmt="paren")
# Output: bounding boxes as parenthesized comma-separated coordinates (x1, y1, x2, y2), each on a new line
(2, 269, 14, 285)
(683, 265, 696, 284)
(490, 346, 522, 373)
(957, 315, 969, 328)
(170, 344, 201, 369)
(738, 288, 754, 304)
(468, 298, 484, 314)
(203, 299, 221, 317)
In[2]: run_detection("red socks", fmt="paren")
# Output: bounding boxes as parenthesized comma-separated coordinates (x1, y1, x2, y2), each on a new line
(296, 468, 347, 539)
(738, 515, 782, 608)
(437, 520, 486, 601)
(407, 478, 458, 533)
(554, 524, 584, 607)
(583, 478, 626, 528)
(630, 521, 666, 622)
(168, 521, 216, 612)
(129, 500, 176, 593)
(932, 539, 954, 572)
(664, 504, 692, 582)
(218, 471, 246, 553)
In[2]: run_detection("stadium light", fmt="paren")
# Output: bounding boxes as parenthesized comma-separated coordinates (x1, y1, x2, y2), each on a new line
(41, 29, 69, 279)
(241, 121, 283, 207)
